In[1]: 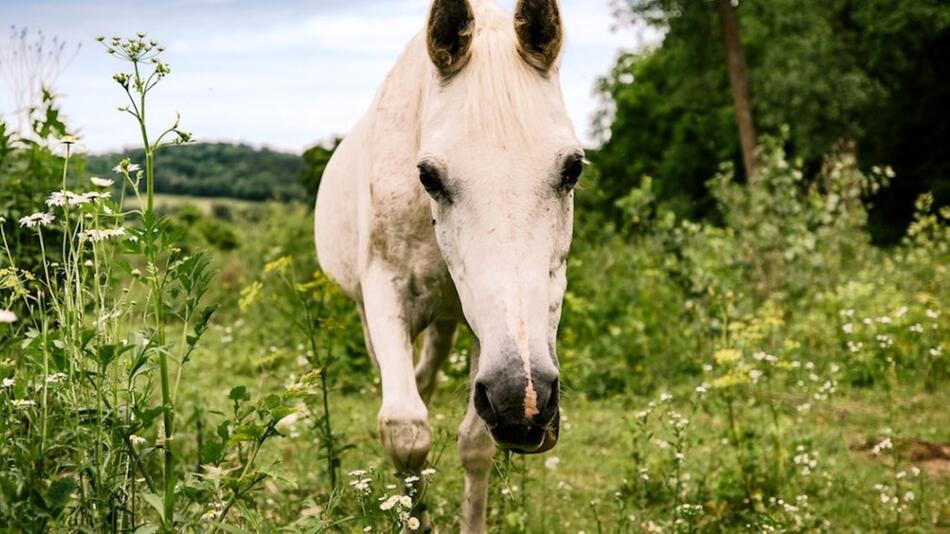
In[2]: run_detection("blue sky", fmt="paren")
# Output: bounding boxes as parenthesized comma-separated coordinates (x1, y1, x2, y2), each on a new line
(0, 0, 657, 154)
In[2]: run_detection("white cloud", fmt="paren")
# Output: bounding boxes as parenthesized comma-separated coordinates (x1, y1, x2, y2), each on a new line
(1, 0, 658, 152)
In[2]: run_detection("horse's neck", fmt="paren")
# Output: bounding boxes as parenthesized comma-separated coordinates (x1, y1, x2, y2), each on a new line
(368, 33, 431, 158)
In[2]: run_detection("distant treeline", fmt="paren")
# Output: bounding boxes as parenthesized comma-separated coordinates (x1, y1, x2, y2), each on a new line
(85, 141, 338, 202)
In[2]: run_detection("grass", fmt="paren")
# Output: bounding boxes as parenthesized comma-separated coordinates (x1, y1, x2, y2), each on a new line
(176, 319, 950, 532)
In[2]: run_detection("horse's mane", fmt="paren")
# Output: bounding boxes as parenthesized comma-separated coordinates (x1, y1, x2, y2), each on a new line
(441, 0, 554, 147)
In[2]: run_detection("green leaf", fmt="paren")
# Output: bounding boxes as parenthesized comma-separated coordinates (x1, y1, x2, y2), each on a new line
(45, 476, 76, 517)
(228, 385, 250, 402)
(140, 492, 165, 522)
(228, 424, 262, 444)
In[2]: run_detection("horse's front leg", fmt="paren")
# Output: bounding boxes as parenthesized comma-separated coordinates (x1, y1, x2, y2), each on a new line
(458, 339, 494, 534)
(361, 267, 431, 472)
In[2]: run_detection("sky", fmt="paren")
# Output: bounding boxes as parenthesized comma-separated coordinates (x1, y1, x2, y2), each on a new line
(0, 0, 658, 154)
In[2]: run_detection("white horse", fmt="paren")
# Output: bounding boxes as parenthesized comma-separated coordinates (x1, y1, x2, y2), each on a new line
(314, 0, 582, 530)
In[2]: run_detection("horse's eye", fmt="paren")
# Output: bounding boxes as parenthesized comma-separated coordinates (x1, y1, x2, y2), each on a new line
(418, 162, 450, 202)
(558, 155, 584, 192)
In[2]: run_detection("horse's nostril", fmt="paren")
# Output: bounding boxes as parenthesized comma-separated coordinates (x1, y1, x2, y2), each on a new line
(538, 376, 559, 423)
(473, 381, 497, 427)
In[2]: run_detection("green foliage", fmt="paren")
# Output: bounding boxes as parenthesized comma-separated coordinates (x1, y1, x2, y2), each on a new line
(0, 89, 76, 271)
(598, 0, 950, 239)
(562, 134, 945, 397)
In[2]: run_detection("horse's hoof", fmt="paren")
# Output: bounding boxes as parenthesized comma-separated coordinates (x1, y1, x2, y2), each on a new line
(379, 415, 432, 471)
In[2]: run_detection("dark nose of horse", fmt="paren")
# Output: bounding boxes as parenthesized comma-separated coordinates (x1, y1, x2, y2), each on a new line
(473, 365, 560, 453)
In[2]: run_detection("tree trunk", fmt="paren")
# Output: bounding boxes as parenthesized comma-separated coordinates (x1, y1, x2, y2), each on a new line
(715, 0, 757, 179)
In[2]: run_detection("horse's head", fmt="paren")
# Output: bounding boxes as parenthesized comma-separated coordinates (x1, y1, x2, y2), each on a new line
(418, 0, 581, 453)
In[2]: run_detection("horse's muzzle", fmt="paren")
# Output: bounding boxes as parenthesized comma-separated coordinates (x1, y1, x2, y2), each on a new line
(473, 366, 560, 454)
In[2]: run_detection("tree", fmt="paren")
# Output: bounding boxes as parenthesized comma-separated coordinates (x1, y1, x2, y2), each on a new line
(715, 0, 756, 178)
(300, 138, 341, 202)
(596, 0, 950, 240)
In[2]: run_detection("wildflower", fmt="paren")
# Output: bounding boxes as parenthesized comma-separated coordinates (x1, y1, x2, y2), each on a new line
(713, 348, 741, 365)
(421, 467, 436, 477)
(264, 255, 292, 273)
(113, 160, 142, 174)
(45, 373, 67, 384)
(669, 411, 689, 429)
(46, 191, 68, 207)
(18, 212, 55, 228)
(83, 191, 111, 201)
(350, 478, 371, 492)
(379, 495, 400, 511)
(407, 517, 421, 530)
(911, 466, 920, 477)
(870, 437, 892, 455)
(200, 506, 222, 521)
(925, 309, 939, 319)
(748, 368, 763, 383)
(349, 469, 368, 477)
(674, 452, 685, 463)
(2, 377, 14, 387)
(399, 495, 412, 508)
(0, 310, 17, 323)
(80, 228, 127, 242)
(129, 434, 147, 446)
(404, 475, 419, 485)
(695, 383, 709, 394)
(903, 491, 914, 502)
(654, 438, 670, 449)
(659, 392, 673, 402)
(90, 176, 113, 187)
(841, 323, 854, 334)
(11, 399, 37, 408)
(909, 323, 924, 333)
(239, 281, 263, 312)
(545, 456, 560, 471)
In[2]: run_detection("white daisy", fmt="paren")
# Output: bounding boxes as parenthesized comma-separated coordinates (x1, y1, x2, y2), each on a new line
(18, 212, 55, 228)
(90, 176, 114, 187)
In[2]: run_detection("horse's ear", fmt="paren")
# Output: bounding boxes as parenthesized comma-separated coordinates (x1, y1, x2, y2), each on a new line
(513, 0, 563, 73)
(427, 0, 475, 78)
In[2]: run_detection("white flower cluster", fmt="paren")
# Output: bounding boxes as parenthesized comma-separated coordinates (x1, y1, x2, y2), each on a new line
(793, 445, 818, 476)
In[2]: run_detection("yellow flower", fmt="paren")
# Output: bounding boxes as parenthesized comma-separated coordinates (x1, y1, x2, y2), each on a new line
(712, 372, 749, 389)
(239, 281, 263, 312)
(264, 256, 292, 274)
(713, 348, 742, 366)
